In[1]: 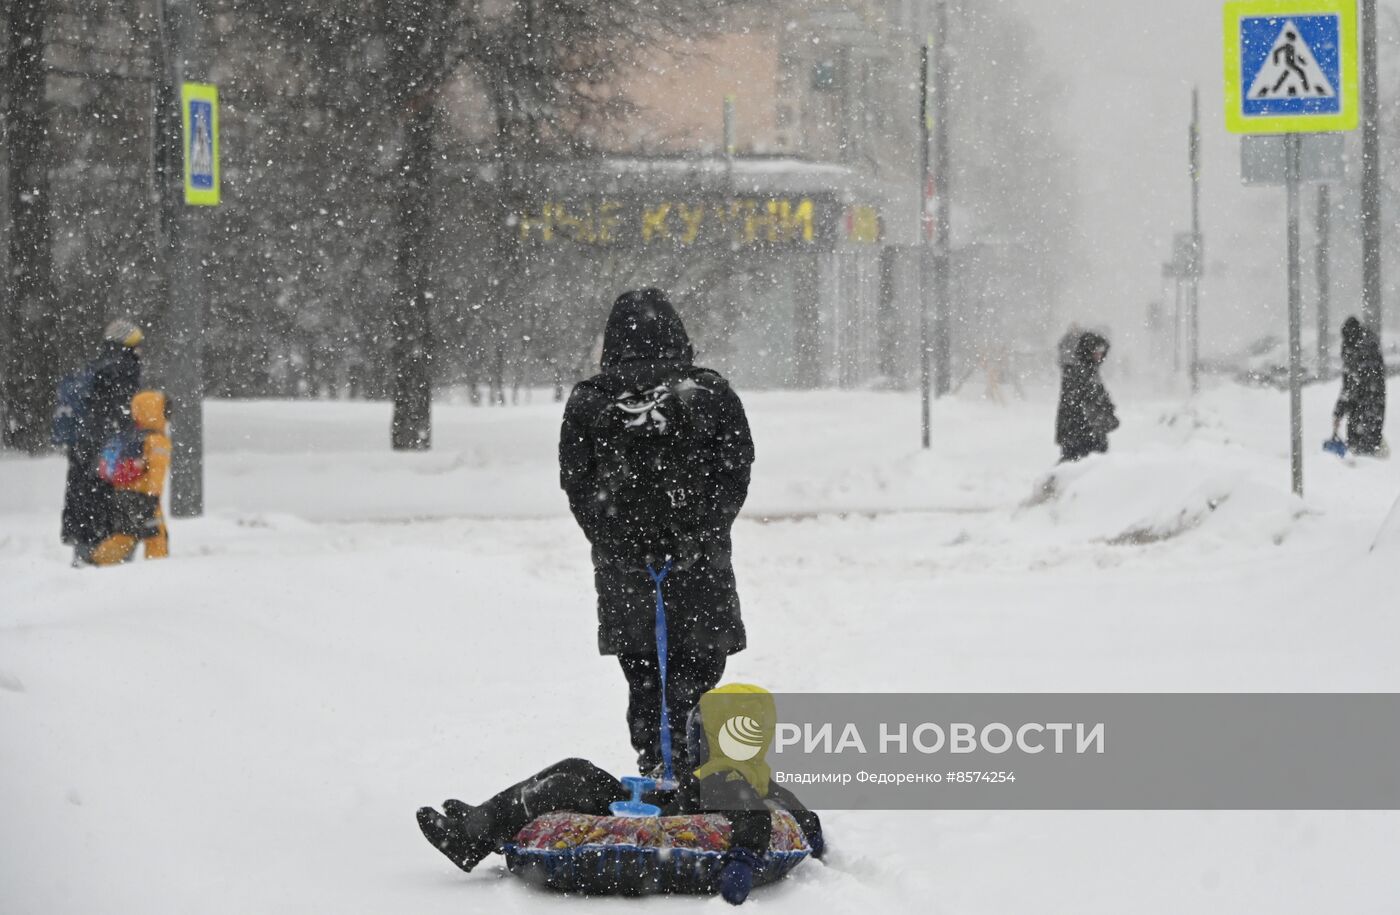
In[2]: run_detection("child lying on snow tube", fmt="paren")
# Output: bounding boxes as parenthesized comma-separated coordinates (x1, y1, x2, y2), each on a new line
(417, 684, 824, 905)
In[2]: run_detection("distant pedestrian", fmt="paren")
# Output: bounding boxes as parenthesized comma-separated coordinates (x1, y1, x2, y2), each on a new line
(59, 319, 144, 558)
(1055, 330, 1118, 463)
(559, 289, 754, 777)
(1333, 316, 1388, 456)
(81, 390, 171, 566)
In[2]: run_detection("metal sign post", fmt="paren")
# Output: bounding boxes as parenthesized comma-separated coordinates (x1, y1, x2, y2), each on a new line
(1224, 0, 1360, 497)
(931, 1, 952, 400)
(1316, 184, 1331, 376)
(168, 81, 217, 517)
(157, 0, 216, 518)
(1286, 133, 1304, 496)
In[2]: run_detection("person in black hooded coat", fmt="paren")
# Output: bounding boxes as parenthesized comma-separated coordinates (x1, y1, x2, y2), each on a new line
(62, 319, 144, 550)
(559, 289, 754, 774)
(1055, 330, 1118, 463)
(1333, 316, 1387, 455)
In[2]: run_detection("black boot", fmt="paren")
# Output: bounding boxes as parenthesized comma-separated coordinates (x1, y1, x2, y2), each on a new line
(442, 799, 497, 836)
(416, 806, 494, 874)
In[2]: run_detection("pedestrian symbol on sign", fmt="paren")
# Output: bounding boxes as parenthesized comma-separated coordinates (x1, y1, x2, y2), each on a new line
(180, 82, 220, 206)
(1248, 20, 1336, 100)
(1238, 13, 1344, 120)
(189, 101, 214, 189)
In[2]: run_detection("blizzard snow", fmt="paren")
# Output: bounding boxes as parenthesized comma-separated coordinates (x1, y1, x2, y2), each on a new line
(3, 380, 1399, 913)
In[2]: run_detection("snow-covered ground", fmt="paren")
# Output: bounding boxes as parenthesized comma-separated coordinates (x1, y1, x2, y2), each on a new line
(3, 380, 1399, 914)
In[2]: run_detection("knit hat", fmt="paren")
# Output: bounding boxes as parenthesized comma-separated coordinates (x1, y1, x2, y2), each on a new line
(103, 318, 145, 348)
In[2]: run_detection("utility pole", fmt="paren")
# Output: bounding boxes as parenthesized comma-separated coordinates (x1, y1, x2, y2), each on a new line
(932, 0, 953, 398)
(1188, 87, 1203, 395)
(155, 0, 210, 516)
(918, 37, 932, 448)
(1360, 0, 1382, 333)
(1316, 184, 1332, 377)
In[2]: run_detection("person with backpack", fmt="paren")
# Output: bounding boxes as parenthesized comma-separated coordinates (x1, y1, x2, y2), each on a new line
(1055, 330, 1119, 463)
(58, 319, 144, 556)
(559, 289, 755, 777)
(82, 390, 171, 566)
(1332, 316, 1388, 456)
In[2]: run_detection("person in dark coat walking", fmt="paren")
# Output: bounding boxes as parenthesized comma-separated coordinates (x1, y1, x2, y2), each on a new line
(62, 319, 144, 554)
(1333, 316, 1388, 456)
(559, 289, 754, 775)
(1055, 330, 1118, 463)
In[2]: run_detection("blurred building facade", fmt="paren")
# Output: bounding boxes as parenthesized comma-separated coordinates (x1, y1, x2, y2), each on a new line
(3, 0, 1072, 433)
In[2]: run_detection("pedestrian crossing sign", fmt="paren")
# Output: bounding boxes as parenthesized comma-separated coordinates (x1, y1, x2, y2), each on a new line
(1224, 0, 1358, 134)
(181, 82, 220, 206)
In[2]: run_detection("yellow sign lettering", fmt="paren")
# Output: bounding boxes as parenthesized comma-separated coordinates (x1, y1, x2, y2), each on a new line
(642, 203, 672, 242)
(676, 203, 706, 244)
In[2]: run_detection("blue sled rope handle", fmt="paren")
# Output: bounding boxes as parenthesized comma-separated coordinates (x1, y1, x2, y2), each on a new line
(647, 559, 676, 787)
(610, 776, 661, 818)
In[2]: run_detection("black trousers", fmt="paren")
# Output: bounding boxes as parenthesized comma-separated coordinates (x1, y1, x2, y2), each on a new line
(478, 758, 627, 846)
(62, 451, 112, 546)
(619, 647, 726, 772)
(1345, 406, 1386, 454)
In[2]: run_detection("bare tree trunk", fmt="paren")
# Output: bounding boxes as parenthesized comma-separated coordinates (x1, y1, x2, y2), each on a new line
(387, 11, 443, 451)
(3, 0, 57, 452)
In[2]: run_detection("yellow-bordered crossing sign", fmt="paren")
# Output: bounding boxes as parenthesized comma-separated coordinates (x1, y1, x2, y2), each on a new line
(1223, 0, 1359, 134)
(181, 82, 220, 205)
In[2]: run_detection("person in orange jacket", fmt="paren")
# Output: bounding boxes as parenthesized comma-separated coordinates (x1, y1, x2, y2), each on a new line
(86, 390, 171, 565)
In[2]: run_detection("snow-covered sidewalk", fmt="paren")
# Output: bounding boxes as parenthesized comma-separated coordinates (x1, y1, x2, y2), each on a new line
(2, 382, 1398, 913)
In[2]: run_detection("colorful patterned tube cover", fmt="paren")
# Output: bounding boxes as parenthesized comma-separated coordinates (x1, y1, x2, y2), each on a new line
(502, 810, 810, 895)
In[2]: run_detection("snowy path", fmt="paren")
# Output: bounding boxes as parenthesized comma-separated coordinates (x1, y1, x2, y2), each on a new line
(3, 383, 1398, 913)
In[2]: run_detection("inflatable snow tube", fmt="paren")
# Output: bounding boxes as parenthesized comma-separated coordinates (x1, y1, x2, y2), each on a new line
(502, 810, 810, 896)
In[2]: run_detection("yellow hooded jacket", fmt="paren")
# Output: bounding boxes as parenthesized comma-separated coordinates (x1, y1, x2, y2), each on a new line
(691, 683, 777, 796)
(123, 391, 171, 498)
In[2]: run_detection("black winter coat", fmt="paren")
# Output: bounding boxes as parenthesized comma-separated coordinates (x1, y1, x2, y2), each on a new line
(74, 342, 142, 461)
(1055, 332, 1118, 462)
(559, 290, 754, 656)
(62, 343, 141, 545)
(1334, 318, 1387, 454)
